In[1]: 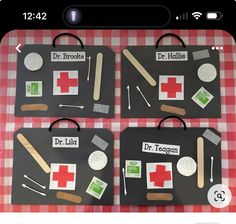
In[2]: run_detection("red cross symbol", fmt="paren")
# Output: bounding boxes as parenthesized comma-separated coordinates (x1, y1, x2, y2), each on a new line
(149, 164, 172, 187)
(161, 77, 182, 98)
(57, 72, 78, 93)
(52, 165, 75, 187)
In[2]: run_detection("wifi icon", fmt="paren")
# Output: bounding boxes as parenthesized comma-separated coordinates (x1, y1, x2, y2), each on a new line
(192, 12, 202, 20)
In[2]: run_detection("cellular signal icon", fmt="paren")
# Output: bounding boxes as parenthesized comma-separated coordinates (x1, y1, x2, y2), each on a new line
(192, 12, 202, 20)
(176, 12, 189, 20)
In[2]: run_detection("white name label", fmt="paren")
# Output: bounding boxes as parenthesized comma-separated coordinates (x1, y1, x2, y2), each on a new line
(142, 142, 180, 155)
(51, 51, 86, 62)
(52, 137, 79, 148)
(156, 51, 188, 61)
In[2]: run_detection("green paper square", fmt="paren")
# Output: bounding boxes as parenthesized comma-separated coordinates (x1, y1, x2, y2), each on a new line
(125, 160, 142, 178)
(25, 81, 42, 97)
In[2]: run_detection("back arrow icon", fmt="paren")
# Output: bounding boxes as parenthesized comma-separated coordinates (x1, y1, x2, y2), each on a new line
(16, 44, 22, 53)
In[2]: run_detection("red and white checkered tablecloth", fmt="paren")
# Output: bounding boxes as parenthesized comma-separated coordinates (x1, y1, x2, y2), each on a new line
(0, 30, 236, 212)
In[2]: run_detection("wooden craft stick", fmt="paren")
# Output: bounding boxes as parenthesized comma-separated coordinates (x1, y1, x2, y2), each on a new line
(146, 193, 173, 201)
(197, 137, 204, 188)
(161, 104, 186, 116)
(21, 104, 48, 111)
(93, 53, 103, 101)
(123, 49, 157, 87)
(56, 191, 82, 204)
(17, 133, 51, 173)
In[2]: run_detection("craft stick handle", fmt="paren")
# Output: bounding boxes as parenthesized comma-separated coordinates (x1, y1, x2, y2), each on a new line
(93, 53, 103, 101)
(17, 133, 51, 173)
(56, 191, 82, 204)
(197, 137, 204, 188)
(146, 193, 173, 201)
(123, 49, 157, 87)
(21, 104, 48, 111)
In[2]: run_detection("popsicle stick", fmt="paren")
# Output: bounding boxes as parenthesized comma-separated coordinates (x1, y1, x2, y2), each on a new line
(146, 193, 173, 201)
(161, 104, 186, 116)
(56, 191, 82, 204)
(197, 137, 204, 188)
(93, 53, 103, 101)
(123, 49, 157, 87)
(21, 104, 48, 111)
(17, 133, 51, 173)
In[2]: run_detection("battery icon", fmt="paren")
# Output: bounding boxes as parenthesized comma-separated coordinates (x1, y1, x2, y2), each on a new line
(206, 12, 223, 20)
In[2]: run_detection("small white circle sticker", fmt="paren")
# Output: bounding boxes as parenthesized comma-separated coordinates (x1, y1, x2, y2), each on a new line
(88, 150, 108, 171)
(198, 63, 217, 82)
(177, 156, 197, 177)
(207, 184, 232, 208)
(24, 52, 43, 71)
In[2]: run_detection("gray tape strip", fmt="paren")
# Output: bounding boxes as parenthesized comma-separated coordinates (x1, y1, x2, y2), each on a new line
(91, 135, 109, 151)
(93, 103, 110, 114)
(192, 49, 210, 61)
(202, 129, 221, 145)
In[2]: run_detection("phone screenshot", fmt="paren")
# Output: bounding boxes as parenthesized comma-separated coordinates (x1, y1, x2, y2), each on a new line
(0, 1, 236, 223)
